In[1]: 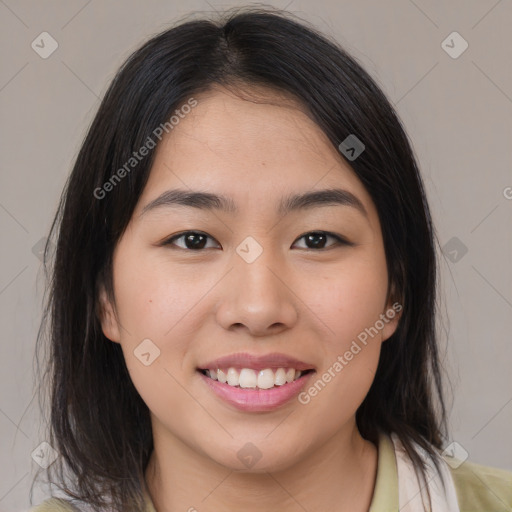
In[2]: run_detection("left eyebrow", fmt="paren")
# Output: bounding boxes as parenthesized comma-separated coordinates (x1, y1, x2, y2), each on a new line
(139, 187, 368, 218)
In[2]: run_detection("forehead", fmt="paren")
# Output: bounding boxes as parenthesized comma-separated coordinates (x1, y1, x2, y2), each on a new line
(160, 85, 334, 168)
(135, 86, 378, 224)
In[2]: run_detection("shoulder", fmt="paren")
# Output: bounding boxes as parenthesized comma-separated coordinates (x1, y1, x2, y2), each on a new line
(445, 457, 512, 512)
(30, 498, 79, 511)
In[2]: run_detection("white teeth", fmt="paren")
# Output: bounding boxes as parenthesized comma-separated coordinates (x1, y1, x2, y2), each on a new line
(239, 368, 257, 388)
(274, 368, 287, 386)
(227, 367, 239, 386)
(257, 369, 275, 389)
(203, 367, 308, 389)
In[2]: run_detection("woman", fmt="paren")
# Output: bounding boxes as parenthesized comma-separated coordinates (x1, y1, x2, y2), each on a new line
(31, 8, 512, 512)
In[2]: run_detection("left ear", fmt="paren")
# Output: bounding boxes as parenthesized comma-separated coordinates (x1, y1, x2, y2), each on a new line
(381, 298, 403, 342)
(381, 280, 403, 341)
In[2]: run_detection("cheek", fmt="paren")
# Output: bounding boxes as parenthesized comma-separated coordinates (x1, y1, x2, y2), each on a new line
(111, 249, 196, 404)
(322, 351, 379, 433)
(307, 253, 389, 346)
(300, 251, 388, 425)
(112, 245, 197, 339)
(295, 336, 381, 447)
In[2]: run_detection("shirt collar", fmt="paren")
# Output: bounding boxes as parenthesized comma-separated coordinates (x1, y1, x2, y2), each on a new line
(369, 431, 399, 511)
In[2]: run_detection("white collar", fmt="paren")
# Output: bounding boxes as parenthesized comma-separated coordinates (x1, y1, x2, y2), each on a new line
(391, 433, 460, 512)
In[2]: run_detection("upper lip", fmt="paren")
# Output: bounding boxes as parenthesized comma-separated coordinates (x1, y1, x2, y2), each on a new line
(198, 352, 316, 372)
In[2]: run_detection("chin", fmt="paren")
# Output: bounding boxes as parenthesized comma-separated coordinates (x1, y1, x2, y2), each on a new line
(206, 439, 306, 474)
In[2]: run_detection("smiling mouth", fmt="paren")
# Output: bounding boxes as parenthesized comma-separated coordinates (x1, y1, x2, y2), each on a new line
(198, 367, 315, 390)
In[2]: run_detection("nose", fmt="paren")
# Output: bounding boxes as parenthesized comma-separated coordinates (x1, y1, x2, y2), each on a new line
(215, 245, 299, 337)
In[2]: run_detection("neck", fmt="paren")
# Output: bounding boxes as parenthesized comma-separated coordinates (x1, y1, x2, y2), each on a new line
(145, 419, 378, 512)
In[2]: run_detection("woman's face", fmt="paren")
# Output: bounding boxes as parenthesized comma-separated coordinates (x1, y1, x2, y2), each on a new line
(99, 86, 401, 472)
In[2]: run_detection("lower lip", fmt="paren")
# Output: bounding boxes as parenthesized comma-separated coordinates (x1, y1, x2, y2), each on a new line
(198, 370, 315, 412)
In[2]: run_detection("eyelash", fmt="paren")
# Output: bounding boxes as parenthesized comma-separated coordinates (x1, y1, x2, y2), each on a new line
(161, 230, 352, 251)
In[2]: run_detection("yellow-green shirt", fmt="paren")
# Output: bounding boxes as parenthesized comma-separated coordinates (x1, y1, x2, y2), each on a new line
(30, 433, 512, 511)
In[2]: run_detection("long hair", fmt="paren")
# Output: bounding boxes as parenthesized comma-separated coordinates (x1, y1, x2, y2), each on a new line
(33, 7, 448, 511)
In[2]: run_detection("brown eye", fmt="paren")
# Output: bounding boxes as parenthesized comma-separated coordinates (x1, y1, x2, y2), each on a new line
(292, 231, 350, 250)
(163, 231, 220, 250)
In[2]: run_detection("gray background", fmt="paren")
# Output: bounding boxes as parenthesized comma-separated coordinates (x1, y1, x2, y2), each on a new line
(1, 0, 511, 510)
